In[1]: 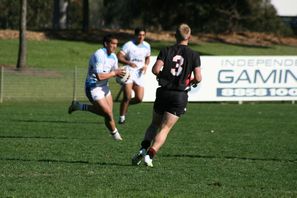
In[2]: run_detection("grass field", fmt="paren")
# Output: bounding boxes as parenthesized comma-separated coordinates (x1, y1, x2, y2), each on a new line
(1, 39, 297, 70)
(0, 102, 296, 197)
(0, 38, 297, 197)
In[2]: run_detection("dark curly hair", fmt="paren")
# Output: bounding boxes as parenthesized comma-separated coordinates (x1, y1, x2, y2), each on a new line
(134, 27, 146, 35)
(102, 34, 117, 47)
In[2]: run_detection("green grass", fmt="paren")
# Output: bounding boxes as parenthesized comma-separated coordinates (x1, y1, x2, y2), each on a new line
(0, 39, 98, 69)
(0, 38, 297, 197)
(150, 41, 297, 56)
(1, 39, 297, 70)
(0, 102, 296, 197)
(189, 42, 297, 56)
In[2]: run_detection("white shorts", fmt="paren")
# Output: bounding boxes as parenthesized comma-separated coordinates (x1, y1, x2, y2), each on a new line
(125, 68, 144, 87)
(85, 86, 111, 102)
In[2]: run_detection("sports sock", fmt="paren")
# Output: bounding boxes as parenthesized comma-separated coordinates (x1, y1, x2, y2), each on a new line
(119, 115, 125, 122)
(147, 147, 156, 159)
(111, 128, 118, 135)
(80, 104, 88, 111)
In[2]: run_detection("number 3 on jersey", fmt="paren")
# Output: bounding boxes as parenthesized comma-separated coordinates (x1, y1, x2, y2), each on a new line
(171, 55, 184, 76)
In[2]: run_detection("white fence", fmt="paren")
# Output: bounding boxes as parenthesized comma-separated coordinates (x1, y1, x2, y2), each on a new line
(0, 67, 89, 102)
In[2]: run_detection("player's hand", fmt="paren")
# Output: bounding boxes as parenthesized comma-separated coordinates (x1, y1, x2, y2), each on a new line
(192, 83, 198, 88)
(114, 68, 127, 77)
(141, 64, 148, 74)
(129, 62, 137, 68)
(190, 78, 200, 88)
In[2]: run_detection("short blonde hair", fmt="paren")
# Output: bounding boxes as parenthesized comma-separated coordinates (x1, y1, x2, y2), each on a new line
(175, 23, 191, 41)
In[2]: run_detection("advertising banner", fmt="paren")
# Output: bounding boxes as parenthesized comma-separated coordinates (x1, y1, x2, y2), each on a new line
(143, 56, 297, 102)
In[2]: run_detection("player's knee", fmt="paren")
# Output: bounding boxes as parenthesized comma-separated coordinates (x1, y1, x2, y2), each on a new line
(101, 109, 113, 118)
(104, 113, 113, 122)
(123, 98, 130, 103)
(123, 95, 131, 102)
(134, 96, 143, 103)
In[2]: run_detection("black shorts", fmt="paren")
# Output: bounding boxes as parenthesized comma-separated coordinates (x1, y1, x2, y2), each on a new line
(153, 87, 188, 117)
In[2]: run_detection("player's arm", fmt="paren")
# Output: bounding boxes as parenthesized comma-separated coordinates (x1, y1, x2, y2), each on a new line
(191, 67, 202, 85)
(152, 59, 164, 76)
(96, 68, 126, 80)
(142, 55, 150, 74)
(117, 51, 137, 68)
(93, 53, 126, 80)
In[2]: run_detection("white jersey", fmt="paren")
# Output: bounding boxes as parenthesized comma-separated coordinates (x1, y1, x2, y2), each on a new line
(121, 40, 151, 70)
(85, 48, 118, 88)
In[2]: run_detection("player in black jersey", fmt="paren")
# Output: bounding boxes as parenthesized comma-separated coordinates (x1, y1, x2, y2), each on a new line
(132, 24, 202, 167)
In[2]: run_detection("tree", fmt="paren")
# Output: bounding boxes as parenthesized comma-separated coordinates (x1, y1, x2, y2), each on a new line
(16, 0, 27, 71)
(1, 0, 292, 35)
(103, 0, 141, 28)
(82, 0, 89, 32)
(89, 0, 104, 29)
(53, 0, 68, 30)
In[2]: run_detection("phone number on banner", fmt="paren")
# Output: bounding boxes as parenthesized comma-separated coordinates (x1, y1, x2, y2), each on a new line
(217, 87, 297, 97)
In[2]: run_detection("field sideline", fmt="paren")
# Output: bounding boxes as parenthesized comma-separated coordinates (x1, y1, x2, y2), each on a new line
(0, 101, 296, 197)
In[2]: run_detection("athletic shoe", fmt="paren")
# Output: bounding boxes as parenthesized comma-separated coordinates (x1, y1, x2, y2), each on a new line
(111, 131, 123, 141)
(118, 120, 125, 124)
(118, 117, 125, 124)
(131, 149, 146, 166)
(68, 100, 80, 114)
(144, 155, 153, 167)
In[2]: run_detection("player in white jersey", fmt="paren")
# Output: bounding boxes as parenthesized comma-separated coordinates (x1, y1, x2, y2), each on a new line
(68, 34, 127, 141)
(117, 27, 151, 124)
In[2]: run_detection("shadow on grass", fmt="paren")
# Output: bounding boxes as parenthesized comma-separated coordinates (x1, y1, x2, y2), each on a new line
(44, 30, 134, 45)
(226, 42, 271, 49)
(163, 154, 297, 163)
(0, 157, 131, 167)
(11, 119, 99, 125)
(0, 135, 97, 140)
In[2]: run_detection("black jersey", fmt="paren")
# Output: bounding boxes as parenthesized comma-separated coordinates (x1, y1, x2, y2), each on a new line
(157, 44, 200, 91)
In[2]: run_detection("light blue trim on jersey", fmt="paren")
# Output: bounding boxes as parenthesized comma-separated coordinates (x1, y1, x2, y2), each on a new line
(103, 47, 118, 61)
(85, 48, 118, 88)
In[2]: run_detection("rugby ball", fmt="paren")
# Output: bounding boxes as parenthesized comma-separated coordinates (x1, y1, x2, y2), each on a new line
(116, 66, 130, 84)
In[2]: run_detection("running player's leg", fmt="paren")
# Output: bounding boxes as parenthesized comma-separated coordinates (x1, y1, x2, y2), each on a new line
(132, 110, 162, 165)
(151, 91, 187, 149)
(119, 83, 133, 124)
(95, 96, 114, 131)
(95, 94, 122, 140)
(143, 110, 162, 141)
(151, 112, 179, 152)
(84, 86, 122, 140)
(69, 86, 107, 116)
(143, 112, 179, 167)
(130, 83, 144, 104)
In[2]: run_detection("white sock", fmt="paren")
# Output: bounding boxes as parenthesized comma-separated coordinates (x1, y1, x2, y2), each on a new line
(119, 116, 125, 122)
(111, 128, 118, 135)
